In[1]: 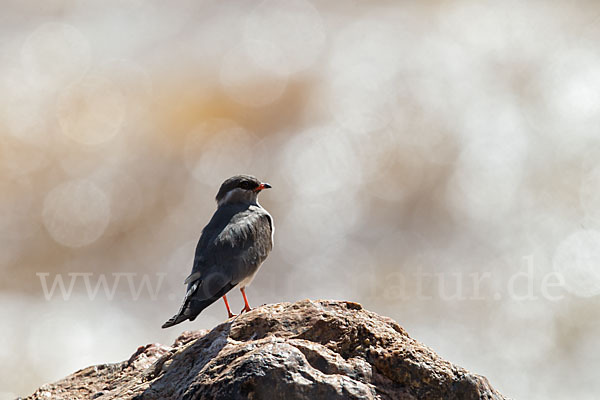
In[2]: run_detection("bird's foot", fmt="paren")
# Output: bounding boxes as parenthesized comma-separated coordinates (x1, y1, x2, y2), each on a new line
(239, 305, 252, 314)
(227, 312, 237, 319)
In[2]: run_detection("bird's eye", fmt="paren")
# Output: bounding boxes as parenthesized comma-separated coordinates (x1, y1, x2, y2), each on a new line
(240, 181, 252, 190)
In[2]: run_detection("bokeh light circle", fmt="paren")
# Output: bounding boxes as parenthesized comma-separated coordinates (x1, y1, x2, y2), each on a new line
(0, 68, 53, 144)
(42, 179, 111, 248)
(21, 22, 91, 89)
(543, 49, 600, 129)
(56, 75, 126, 145)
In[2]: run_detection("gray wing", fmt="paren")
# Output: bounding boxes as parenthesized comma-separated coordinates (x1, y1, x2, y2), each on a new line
(205, 207, 273, 285)
(162, 205, 272, 328)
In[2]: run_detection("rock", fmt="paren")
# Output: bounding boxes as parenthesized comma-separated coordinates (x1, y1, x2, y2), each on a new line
(23, 300, 507, 400)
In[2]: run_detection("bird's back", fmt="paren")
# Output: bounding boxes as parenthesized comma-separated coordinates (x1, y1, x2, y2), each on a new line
(192, 203, 272, 283)
(162, 203, 272, 328)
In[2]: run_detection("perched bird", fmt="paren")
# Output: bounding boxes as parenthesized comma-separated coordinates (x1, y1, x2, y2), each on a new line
(162, 175, 273, 329)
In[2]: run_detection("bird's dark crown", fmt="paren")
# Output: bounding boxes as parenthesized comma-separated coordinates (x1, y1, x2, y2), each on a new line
(215, 175, 262, 203)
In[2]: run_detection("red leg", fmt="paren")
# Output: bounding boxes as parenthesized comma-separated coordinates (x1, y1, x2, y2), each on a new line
(222, 294, 236, 318)
(240, 287, 252, 313)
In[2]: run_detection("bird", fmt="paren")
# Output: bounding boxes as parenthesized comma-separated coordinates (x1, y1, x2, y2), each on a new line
(162, 175, 273, 329)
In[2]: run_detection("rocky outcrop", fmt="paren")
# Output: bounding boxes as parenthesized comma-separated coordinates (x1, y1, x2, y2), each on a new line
(24, 300, 506, 400)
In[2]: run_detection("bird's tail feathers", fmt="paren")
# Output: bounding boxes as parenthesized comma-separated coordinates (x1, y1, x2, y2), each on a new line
(161, 281, 200, 329)
(161, 313, 188, 329)
(161, 280, 236, 329)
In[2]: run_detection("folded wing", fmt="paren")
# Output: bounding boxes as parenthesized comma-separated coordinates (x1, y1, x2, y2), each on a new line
(162, 205, 272, 328)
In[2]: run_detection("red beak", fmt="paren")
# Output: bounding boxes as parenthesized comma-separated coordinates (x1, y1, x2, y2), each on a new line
(254, 182, 272, 192)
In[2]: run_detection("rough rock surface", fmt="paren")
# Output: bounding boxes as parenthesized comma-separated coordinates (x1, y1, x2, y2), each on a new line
(23, 300, 507, 400)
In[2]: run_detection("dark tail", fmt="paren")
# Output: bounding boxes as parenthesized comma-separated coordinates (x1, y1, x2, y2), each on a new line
(161, 281, 235, 329)
(162, 294, 193, 329)
(161, 313, 187, 329)
(162, 280, 199, 329)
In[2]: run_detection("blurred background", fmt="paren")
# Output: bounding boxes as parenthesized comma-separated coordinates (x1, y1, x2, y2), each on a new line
(2, 0, 600, 399)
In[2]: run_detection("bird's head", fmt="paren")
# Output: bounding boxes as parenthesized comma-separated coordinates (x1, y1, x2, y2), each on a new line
(216, 175, 272, 207)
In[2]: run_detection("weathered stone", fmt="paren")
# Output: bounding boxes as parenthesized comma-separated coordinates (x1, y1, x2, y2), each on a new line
(23, 300, 507, 400)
